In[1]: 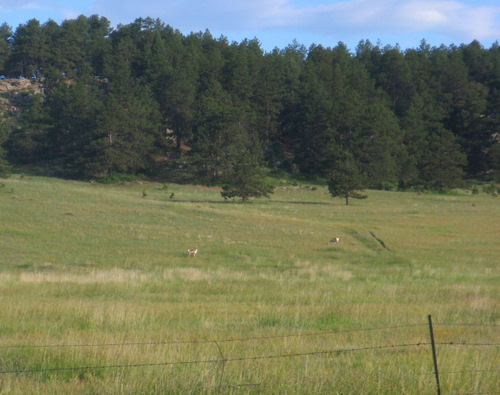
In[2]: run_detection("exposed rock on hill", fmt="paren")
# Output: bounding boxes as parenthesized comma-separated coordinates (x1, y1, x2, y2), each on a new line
(0, 78, 43, 119)
(0, 77, 42, 93)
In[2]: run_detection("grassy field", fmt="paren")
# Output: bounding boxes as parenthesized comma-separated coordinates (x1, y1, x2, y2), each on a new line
(0, 175, 498, 394)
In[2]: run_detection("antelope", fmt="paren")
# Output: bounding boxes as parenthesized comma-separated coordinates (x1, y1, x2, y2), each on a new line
(187, 247, 198, 257)
(329, 237, 340, 244)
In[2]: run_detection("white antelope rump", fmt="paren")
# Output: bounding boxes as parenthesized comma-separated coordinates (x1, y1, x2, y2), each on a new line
(329, 237, 340, 244)
(187, 247, 198, 257)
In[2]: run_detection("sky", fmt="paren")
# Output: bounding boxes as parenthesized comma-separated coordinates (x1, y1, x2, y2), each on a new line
(0, 0, 499, 52)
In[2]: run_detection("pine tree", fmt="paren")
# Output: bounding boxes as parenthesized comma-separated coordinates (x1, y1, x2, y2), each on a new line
(286, 46, 338, 175)
(81, 39, 161, 178)
(0, 122, 10, 177)
(0, 23, 12, 75)
(352, 100, 403, 188)
(6, 94, 50, 163)
(164, 50, 197, 151)
(419, 128, 466, 191)
(328, 154, 367, 205)
(221, 151, 274, 202)
(190, 81, 233, 184)
(43, 77, 102, 176)
(7, 19, 43, 77)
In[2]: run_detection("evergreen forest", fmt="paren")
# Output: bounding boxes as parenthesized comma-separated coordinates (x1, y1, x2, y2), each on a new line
(0, 15, 499, 190)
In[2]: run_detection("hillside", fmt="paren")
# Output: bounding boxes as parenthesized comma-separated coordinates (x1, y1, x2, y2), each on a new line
(0, 16, 499, 187)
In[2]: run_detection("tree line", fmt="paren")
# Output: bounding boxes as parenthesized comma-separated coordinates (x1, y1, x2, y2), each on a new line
(0, 15, 499, 192)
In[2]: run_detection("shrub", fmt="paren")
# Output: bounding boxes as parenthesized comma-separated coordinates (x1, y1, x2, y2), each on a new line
(98, 174, 138, 184)
(483, 183, 499, 196)
(375, 181, 398, 191)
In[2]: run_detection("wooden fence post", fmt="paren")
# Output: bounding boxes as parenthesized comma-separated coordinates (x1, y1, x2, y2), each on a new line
(213, 340, 226, 394)
(428, 315, 441, 395)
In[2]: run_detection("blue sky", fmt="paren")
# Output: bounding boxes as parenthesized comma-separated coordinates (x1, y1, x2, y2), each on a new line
(1, 0, 499, 52)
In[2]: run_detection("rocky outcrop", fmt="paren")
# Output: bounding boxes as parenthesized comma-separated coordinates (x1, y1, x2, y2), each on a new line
(0, 78, 43, 119)
(0, 78, 42, 94)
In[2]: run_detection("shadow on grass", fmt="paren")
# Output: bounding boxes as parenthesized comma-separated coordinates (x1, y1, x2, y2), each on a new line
(165, 199, 333, 206)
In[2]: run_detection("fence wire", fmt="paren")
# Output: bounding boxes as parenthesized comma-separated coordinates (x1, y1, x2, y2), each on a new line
(1, 320, 498, 394)
(0, 323, 428, 349)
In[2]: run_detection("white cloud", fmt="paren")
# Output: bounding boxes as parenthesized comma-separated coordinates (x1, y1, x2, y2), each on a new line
(90, 0, 500, 43)
(0, 1, 41, 12)
(1, 0, 498, 49)
(388, 1, 500, 39)
(270, 0, 500, 42)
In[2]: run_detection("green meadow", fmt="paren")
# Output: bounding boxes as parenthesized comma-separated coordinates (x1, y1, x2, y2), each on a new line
(0, 176, 498, 394)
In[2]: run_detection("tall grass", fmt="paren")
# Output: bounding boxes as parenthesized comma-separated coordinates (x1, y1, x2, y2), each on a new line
(0, 176, 498, 393)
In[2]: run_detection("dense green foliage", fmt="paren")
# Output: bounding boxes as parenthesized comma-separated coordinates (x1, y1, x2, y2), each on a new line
(0, 16, 499, 189)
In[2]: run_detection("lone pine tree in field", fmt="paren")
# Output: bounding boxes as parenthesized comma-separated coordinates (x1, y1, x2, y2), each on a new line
(221, 152, 274, 202)
(328, 155, 367, 205)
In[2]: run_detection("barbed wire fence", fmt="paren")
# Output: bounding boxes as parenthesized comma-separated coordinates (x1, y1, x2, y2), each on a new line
(0, 316, 498, 394)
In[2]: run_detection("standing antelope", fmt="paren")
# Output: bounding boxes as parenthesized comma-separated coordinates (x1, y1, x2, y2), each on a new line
(187, 247, 198, 257)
